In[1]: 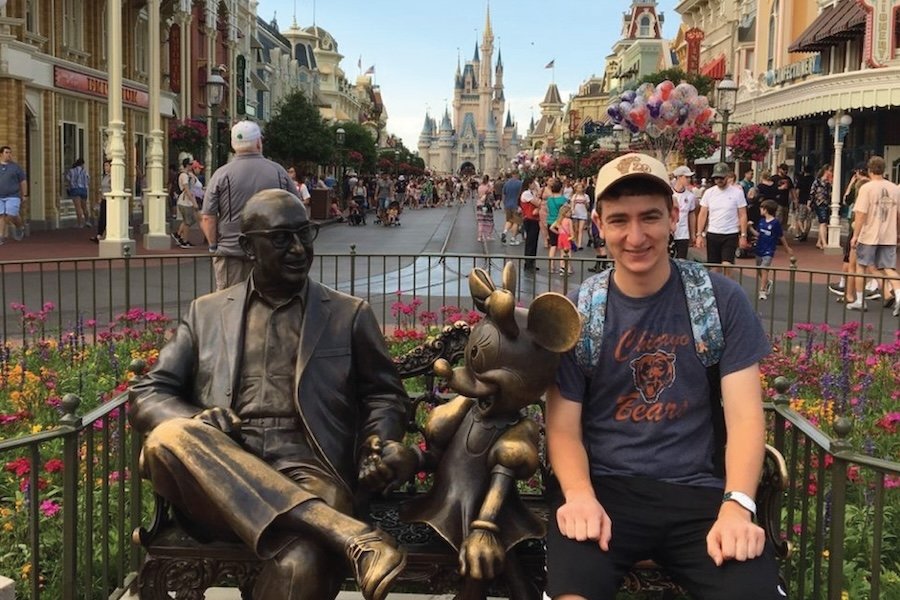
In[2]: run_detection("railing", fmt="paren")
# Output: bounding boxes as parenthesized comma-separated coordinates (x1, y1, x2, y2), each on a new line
(0, 380, 145, 599)
(2, 252, 897, 344)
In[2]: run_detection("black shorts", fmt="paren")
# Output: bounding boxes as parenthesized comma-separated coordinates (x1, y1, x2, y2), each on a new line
(548, 229, 559, 247)
(546, 476, 784, 600)
(706, 232, 739, 264)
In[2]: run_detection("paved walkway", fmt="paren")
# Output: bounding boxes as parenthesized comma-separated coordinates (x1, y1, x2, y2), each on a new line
(0, 209, 847, 276)
(123, 590, 506, 600)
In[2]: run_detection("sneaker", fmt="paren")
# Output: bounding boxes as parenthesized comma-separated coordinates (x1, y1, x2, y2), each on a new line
(84, 221, 93, 228)
(178, 240, 191, 249)
(828, 284, 846, 296)
(11, 227, 24, 241)
(884, 297, 895, 309)
(865, 290, 882, 301)
(500, 232, 507, 244)
(847, 300, 867, 311)
(758, 291, 768, 301)
(766, 280, 774, 295)
(171, 232, 183, 244)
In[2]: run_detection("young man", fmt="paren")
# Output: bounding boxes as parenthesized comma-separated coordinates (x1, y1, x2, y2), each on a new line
(546, 153, 783, 600)
(671, 165, 697, 259)
(0, 145, 28, 243)
(695, 162, 750, 270)
(848, 155, 900, 314)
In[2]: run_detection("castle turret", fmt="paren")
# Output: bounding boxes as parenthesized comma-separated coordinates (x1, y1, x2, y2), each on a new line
(438, 109, 454, 175)
(418, 113, 435, 159)
(484, 111, 500, 178)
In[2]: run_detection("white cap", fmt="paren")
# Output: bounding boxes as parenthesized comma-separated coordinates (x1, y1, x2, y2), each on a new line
(231, 120, 262, 145)
(673, 166, 695, 178)
(594, 153, 673, 201)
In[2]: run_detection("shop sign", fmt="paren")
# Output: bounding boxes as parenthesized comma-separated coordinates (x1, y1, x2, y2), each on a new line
(765, 54, 822, 86)
(860, 0, 900, 68)
(685, 28, 705, 74)
(53, 66, 149, 109)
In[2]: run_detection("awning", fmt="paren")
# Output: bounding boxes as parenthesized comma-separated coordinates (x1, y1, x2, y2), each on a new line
(694, 148, 733, 165)
(788, 1, 866, 53)
(701, 55, 726, 80)
(249, 71, 269, 92)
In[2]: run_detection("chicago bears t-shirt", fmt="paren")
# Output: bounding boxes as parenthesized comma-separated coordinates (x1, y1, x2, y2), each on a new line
(556, 264, 769, 488)
(755, 217, 783, 258)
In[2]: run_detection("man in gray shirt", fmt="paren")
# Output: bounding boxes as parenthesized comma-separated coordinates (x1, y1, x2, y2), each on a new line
(201, 121, 294, 290)
(0, 145, 28, 244)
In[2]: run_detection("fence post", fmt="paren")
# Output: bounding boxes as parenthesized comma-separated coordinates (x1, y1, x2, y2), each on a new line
(826, 417, 852, 600)
(786, 255, 797, 332)
(127, 359, 148, 575)
(350, 245, 356, 298)
(123, 245, 132, 314)
(60, 394, 82, 600)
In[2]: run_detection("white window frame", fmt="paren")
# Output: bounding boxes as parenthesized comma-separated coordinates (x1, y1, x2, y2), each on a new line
(135, 8, 149, 78)
(767, 0, 779, 72)
(639, 15, 652, 38)
(62, 0, 84, 51)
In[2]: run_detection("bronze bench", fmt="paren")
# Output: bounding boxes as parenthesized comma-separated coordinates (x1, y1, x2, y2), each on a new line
(132, 322, 789, 599)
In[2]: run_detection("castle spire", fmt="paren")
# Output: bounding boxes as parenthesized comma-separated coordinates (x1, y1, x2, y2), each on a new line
(484, 2, 493, 43)
(473, 41, 480, 62)
(496, 48, 503, 69)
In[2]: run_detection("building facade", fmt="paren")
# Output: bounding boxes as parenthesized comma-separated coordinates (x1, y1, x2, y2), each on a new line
(417, 8, 519, 176)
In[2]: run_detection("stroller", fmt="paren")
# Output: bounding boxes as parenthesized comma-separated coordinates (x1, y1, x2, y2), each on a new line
(348, 200, 365, 226)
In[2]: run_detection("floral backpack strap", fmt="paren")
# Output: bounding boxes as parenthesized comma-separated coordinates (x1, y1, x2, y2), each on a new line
(674, 260, 724, 368)
(574, 268, 612, 375)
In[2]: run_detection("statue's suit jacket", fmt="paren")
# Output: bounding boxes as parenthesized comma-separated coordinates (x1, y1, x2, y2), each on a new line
(130, 277, 408, 494)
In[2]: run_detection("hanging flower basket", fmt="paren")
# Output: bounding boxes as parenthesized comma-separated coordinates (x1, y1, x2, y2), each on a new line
(170, 119, 208, 155)
(676, 124, 720, 164)
(730, 124, 771, 162)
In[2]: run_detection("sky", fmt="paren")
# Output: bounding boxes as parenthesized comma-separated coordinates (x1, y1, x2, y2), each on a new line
(258, 0, 681, 152)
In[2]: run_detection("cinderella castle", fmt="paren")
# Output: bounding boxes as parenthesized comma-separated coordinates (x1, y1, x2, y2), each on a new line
(417, 8, 520, 177)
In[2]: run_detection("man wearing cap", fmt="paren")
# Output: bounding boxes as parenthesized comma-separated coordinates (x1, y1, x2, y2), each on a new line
(671, 166, 697, 259)
(545, 153, 782, 600)
(695, 163, 750, 269)
(201, 120, 295, 290)
(173, 158, 202, 248)
(773, 163, 796, 229)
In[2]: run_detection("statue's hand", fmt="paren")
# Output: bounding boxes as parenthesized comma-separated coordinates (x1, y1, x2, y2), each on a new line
(459, 527, 505, 580)
(193, 407, 242, 436)
(358, 435, 420, 493)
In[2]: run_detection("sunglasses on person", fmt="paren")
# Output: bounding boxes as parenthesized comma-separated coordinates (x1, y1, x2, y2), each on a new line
(242, 224, 320, 249)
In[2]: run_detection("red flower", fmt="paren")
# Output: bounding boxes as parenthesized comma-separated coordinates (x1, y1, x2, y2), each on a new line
(4, 457, 30, 477)
(44, 459, 63, 474)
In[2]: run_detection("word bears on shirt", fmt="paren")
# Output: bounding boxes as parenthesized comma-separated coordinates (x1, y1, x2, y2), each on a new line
(615, 393, 689, 422)
(614, 328, 691, 363)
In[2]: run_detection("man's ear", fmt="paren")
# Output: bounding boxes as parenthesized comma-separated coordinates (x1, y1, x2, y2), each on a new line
(238, 234, 255, 260)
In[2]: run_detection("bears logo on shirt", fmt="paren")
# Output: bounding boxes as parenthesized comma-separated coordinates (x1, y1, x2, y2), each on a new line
(630, 349, 676, 404)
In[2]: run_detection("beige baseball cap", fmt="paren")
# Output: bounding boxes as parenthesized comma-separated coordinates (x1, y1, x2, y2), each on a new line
(594, 153, 673, 202)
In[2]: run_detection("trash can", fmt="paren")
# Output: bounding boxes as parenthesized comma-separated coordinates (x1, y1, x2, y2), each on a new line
(309, 189, 329, 220)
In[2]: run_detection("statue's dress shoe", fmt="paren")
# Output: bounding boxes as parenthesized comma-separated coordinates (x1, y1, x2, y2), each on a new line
(346, 529, 407, 600)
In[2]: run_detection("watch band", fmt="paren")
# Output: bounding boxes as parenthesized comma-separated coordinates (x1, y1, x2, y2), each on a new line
(723, 491, 757, 517)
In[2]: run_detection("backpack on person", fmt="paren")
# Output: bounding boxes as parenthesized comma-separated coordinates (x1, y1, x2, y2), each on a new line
(574, 260, 728, 477)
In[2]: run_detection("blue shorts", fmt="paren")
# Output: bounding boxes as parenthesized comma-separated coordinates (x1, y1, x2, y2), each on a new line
(0, 197, 21, 216)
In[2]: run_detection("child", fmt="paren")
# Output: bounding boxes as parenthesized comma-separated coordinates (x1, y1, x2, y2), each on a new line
(476, 190, 495, 242)
(347, 200, 364, 226)
(751, 199, 795, 300)
(550, 204, 575, 274)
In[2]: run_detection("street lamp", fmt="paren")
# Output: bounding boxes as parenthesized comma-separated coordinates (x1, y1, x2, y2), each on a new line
(573, 139, 582, 180)
(394, 149, 400, 179)
(716, 74, 738, 164)
(826, 112, 853, 250)
(335, 127, 346, 201)
(205, 65, 226, 170)
(612, 124, 626, 154)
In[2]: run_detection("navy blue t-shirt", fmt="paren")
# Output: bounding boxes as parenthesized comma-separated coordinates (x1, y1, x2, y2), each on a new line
(556, 264, 769, 488)
(755, 217, 783, 258)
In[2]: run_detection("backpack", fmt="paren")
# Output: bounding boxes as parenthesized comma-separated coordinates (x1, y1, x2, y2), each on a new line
(574, 259, 728, 478)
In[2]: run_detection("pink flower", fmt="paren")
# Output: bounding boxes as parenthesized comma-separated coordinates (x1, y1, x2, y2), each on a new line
(43, 459, 63, 474)
(39, 500, 61, 518)
(4, 457, 30, 477)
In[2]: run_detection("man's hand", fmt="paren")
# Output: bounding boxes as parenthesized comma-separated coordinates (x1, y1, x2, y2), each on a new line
(555, 490, 612, 551)
(695, 235, 706, 249)
(706, 502, 766, 566)
(358, 435, 420, 493)
(739, 236, 750, 250)
(193, 407, 242, 436)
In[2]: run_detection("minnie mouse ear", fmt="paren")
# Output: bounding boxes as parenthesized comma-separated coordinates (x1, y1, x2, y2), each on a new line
(468, 268, 495, 313)
(526, 293, 582, 353)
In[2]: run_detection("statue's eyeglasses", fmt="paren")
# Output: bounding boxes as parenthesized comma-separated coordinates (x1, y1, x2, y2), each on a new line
(243, 224, 319, 249)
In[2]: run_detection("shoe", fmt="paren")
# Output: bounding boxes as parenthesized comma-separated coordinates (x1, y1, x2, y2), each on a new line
(766, 280, 774, 295)
(89, 236, 99, 243)
(847, 300, 867, 311)
(884, 297, 895, 309)
(828, 284, 846, 296)
(758, 291, 768, 301)
(501, 232, 507, 244)
(346, 529, 407, 600)
(178, 240, 191, 249)
(865, 290, 882, 301)
(11, 227, 24, 241)
(171, 232, 183, 244)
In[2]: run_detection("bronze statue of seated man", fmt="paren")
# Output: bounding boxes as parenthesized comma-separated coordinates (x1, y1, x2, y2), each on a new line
(130, 189, 409, 600)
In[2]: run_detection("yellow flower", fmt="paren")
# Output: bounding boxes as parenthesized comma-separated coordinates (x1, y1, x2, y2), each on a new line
(31, 424, 43, 434)
(2, 522, 13, 533)
(21, 563, 31, 579)
(842, 591, 850, 600)
(0, 508, 11, 517)
(823, 549, 830, 559)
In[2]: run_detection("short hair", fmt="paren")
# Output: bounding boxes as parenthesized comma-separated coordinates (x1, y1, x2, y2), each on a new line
(182, 158, 191, 168)
(760, 169, 772, 180)
(816, 164, 833, 178)
(0, 146, 10, 154)
(550, 180, 563, 193)
(760, 199, 778, 215)
(868, 156, 886, 175)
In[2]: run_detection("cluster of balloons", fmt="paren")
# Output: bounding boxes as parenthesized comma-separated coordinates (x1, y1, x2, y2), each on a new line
(607, 81, 714, 139)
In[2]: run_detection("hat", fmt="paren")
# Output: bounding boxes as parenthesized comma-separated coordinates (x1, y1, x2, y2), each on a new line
(398, 175, 406, 181)
(594, 153, 672, 201)
(712, 162, 731, 178)
(673, 166, 695, 178)
(231, 120, 262, 145)
(190, 160, 204, 170)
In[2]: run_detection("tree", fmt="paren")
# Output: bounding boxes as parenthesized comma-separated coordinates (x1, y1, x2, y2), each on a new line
(331, 121, 378, 174)
(262, 91, 334, 168)
(634, 67, 715, 98)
